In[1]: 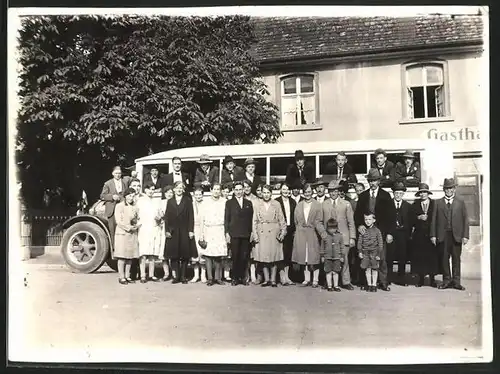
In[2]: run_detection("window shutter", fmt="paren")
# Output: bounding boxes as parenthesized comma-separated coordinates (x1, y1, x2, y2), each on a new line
(435, 85, 444, 117)
(407, 87, 414, 119)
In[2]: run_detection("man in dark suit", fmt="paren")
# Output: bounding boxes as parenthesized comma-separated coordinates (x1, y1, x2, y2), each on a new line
(143, 165, 167, 193)
(430, 178, 470, 290)
(395, 150, 421, 188)
(225, 181, 254, 286)
(354, 168, 397, 291)
(99, 166, 127, 246)
(285, 150, 315, 187)
(275, 183, 297, 286)
(194, 154, 220, 192)
(387, 181, 413, 286)
(163, 156, 192, 195)
(324, 151, 358, 185)
(372, 148, 396, 188)
(221, 155, 245, 185)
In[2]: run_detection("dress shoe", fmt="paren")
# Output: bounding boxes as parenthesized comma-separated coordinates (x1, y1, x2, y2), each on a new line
(439, 282, 452, 289)
(118, 278, 128, 285)
(430, 280, 437, 288)
(215, 280, 224, 285)
(300, 281, 311, 287)
(271, 282, 278, 288)
(312, 283, 319, 288)
(453, 284, 466, 291)
(372, 286, 378, 292)
(378, 284, 390, 291)
(334, 287, 342, 292)
(327, 287, 333, 292)
(181, 279, 188, 284)
(140, 278, 147, 284)
(231, 280, 238, 286)
(343, 284, 355, 291)
(261, 281, 271, 287)
(172, 279, 181, 284)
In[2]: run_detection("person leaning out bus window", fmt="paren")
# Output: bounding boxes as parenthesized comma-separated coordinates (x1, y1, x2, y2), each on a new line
(324, 151, 358, 185)
(243, 157, 262, 195)
(395, 150, 421, 188)
(285, 150, 315, 188)
(100, 166, 127, 246)
(221, 155, 245, 186)
(164, 181, 198, 284)
(194, 154, 220, 192)
(372, 148, 396, 188)
(114, 188, 141, 285)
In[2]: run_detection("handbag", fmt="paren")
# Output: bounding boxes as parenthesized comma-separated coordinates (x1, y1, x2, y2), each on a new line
(198, 239, 208, 249)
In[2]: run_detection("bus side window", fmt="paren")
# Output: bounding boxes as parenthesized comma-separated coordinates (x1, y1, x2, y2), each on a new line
(182, 161, 200, 185)
(370, 152, 421, 168)
(270, 156, 315, 189)
(319, 154, 368, 175)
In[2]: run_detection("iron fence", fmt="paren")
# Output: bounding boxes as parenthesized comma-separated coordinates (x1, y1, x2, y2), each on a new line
(21, 210, 73, 247)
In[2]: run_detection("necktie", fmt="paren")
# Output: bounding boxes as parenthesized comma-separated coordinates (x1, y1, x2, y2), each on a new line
(396, 202, 400, 210)
(371, 191, 375, 199)
(338, 168, 343, 180)
(333, 199, 337, 207)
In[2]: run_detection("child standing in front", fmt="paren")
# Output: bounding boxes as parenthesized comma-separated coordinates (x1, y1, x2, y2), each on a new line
(357, 212, 384, 292)
(321, 218, 344, 292)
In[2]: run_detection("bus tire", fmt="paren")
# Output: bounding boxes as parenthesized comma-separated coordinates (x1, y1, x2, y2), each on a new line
(61, 222, 110, 273)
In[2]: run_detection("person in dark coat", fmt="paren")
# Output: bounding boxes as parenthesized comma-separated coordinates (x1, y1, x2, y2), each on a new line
(431, 178, 470, 290)
(285, 150, 315, 188)
(275, 182, 297, 285)
(100, 166, 127, 247)
(243, 157, 263, 195)
(411, 183, 438, 287)
(225, 181, 254, 286)
(354, 168, 396, 291)
(324, 151, 358, 185)
(194, 154, 220, 192)
(221, 155, 245, 186)
(395, 150, 421, 188)
(290, 180, 304, 204)
(386, 181, 413, 286)
(143, 165, 167, 193)
(164, 181, 198, 284)
(372, 148, 396, 188)
(163, 156, 192, 196)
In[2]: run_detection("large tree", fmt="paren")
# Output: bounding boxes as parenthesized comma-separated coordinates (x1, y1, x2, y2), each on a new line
(16, 15, 281, 210)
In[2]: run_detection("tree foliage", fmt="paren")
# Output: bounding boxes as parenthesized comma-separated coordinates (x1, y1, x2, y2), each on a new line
(17, 15, 281, 209)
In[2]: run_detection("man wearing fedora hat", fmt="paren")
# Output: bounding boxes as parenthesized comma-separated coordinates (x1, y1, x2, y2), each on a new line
(387, 181, 413, 286)
(372, 148, 396, 188)
(285, 150, 316, 188)
(395, 150, 421, 188)
(314, 179, 329, 204)
(221, 155, 245, 186)
(319, 179, 356, 290)
(194, 154, 220, 192)
(430, 178, 469, 290)
(354, 168, 396, 291)
(411, 183, 438, 288)
(243, 157, 263, 195)
(164, 156, 192, 197)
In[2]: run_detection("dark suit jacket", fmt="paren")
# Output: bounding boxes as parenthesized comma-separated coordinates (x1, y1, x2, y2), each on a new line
(143, 173, 167, 191)
(194, 166, 220, 191)
(163, 171, 192, 197)
(285, 163, 316, 187)
(354, 188, 396, 237)
(221, 166, 245, 186)
(392, 199, 414, 238)
(245, 174, 263, 195)
(275, 196, 297, 233)
(99, 178, 127, 218)
(224, 197, 254, 238)
(430, 197, 470, 243)
(371, 161, 396, 188)
(324, 161, 358, 183)
(395, 161, 421, 187)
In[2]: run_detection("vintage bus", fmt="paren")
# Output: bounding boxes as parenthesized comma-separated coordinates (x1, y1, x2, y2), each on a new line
(60, 139, 454, 273)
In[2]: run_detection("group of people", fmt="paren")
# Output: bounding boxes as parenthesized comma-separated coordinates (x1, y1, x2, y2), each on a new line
(99, 148, 470, 292)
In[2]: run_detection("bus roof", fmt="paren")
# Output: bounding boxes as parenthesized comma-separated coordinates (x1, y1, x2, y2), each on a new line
(135, 138, 439, 164)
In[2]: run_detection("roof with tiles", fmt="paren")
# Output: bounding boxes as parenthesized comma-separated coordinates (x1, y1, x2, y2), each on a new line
(251, 15, 484, 63)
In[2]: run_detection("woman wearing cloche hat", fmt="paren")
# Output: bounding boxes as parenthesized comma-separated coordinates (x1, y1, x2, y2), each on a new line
(410, 182, 438, 288)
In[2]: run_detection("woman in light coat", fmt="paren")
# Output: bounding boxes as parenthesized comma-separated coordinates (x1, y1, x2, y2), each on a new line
(190, 187, 207, 283)
(292, 183, 326, 288)
(252, 185, 287, 287)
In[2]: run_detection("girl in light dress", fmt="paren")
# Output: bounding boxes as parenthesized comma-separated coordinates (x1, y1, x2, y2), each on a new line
(137, 183, 164, 283)
(190, 187, 207, 283)
(114, 188, 141, 285)
(200, 183, 228, 286)
(160, 185, 174, 281)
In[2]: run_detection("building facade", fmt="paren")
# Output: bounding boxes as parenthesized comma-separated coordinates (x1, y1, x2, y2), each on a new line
(253, 15, 485, 226)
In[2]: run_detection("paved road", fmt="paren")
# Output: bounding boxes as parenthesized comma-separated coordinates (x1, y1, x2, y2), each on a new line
(12, 263, 484, 363)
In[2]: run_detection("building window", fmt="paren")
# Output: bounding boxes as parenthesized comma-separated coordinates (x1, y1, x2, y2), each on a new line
(280, 74, 319, 129)
(404, 63, 448, 120)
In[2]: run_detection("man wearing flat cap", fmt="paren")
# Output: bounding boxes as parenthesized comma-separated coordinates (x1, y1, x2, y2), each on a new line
(285, 150, 316, 188)
(372, 148, 396, 188)
(194, 154, 220, 192)
(319, 179, 357, 290)
(221, 155, 245, 186)
(430, 178, 469, 290)
(387, 181, 413, 286)
(395, 150, 421, 188)
(354, 168, 396, 291)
